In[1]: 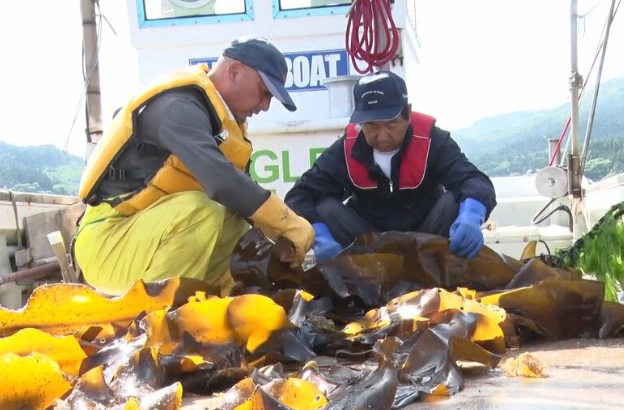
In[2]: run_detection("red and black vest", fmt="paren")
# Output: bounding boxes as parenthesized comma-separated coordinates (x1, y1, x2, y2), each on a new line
(344, 111, 434, 190)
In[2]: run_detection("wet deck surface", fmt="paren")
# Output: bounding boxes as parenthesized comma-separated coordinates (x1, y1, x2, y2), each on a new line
(182, 338, 624, 410)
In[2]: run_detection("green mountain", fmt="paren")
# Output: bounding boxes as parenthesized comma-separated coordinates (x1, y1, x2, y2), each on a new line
(453, 76, 624, 181)
(0, 142, 84, 195)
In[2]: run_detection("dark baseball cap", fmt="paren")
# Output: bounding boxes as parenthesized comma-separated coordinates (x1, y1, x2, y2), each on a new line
(349, 71, 408, 124)
(222, 36, 296, 112)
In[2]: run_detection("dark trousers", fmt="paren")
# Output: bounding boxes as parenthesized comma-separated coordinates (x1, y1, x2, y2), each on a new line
(316, 191, 460, 247)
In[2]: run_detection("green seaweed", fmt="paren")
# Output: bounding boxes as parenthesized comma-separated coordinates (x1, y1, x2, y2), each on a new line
(557, 202, 624, 302)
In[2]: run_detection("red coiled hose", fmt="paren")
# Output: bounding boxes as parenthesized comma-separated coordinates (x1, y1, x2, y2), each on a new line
(346, 0, 400, 74)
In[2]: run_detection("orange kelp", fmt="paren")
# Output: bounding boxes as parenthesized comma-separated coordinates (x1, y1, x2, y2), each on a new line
(0, 277, 217, 338)
(140, 294, 295, 354)
(1, 230, 624, 409)
(0, 328, 86, 376)
(0, 353, 72, 409)
(0, 285, 314, 409)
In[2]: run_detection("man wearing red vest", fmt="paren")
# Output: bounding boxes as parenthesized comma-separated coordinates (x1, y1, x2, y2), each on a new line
(284, 71, 496, 262)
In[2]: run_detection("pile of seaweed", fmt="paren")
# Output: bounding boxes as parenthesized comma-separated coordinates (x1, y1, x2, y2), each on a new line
(1, 229, 623, 409)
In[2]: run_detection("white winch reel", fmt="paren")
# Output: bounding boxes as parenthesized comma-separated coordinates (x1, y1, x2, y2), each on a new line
(535, 166, 569, 199)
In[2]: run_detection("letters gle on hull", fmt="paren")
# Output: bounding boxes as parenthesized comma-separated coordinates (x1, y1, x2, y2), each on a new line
(190, 50, 349, 91)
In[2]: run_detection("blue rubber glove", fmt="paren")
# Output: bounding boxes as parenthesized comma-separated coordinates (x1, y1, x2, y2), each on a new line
(448, 198, 487, 259)
(312, 222, 343, 262)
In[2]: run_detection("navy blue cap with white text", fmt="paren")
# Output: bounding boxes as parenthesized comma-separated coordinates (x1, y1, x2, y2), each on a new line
(349, 71, 408, 124)
(223, 36, 297, 112)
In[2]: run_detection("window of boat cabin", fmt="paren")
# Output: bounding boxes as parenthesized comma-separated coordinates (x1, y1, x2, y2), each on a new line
(273, 0, 351, 19)
(138, 0, 253, 27)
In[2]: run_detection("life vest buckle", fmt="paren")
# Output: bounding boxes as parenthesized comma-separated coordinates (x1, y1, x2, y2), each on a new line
(215, 130, 229, 144)
(108, 167, 126, 180)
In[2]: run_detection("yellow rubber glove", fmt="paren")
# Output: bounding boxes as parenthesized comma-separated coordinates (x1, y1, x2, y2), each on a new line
(249, 193, 315, 266)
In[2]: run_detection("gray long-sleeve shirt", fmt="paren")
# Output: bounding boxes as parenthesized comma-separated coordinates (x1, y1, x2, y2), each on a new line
(96, 87, 270, 217)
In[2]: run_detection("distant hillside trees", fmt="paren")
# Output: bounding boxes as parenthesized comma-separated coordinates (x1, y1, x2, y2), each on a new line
(0, 142, 84, 195)
(583, 139, 624, 181)
(454, 76, 624, 181)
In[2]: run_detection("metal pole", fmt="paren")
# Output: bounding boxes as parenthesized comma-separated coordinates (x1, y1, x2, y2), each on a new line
(580, 0, 617, 176)
(0, 262, 61, 286)
(568, 0, 584, 240)
(568, 0, 582, 176)
(80, 0, 103, 163)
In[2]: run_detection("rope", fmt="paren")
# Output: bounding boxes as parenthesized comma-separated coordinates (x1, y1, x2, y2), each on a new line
(548, 0, 621, 167)
(345, 0, 400, 74)
(580, 0, 620, 175)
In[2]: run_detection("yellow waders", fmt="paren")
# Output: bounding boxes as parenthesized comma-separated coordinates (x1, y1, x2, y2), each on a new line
(74, 191, 249, 296)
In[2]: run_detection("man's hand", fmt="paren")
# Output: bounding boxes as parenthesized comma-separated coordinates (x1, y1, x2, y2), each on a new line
(249, 193, 315, 266)
(448, 198, 486, 259)
(312, 222, 343, 262)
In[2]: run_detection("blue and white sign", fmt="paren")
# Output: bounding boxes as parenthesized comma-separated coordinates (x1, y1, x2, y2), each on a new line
(189, 49, 349, 92)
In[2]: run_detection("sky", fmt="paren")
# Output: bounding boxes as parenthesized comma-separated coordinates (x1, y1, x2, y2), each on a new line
(0, 0, 622, 157)
(413, 0, 624, 129)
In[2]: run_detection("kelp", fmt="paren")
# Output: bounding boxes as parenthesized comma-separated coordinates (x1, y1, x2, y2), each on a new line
(222, 376, 328, 410)
(1, 229, 624, 409)
(343, 288, 506, 355)
(232, 230, 518, 308)
(0, 277, 217, 337)
(0, 328, 86, 376)
(480, 278, 606, 339)
(141, 294, 294, 354)
(220, 312, 500, 409)
(57, 354, 183, 410)
(0, 353, 72, 409)
(501, 352, 548, 378)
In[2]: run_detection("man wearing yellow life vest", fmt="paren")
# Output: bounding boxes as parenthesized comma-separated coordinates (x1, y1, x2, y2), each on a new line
(74, 36, 314, 296)
(285, 71, 497, 262)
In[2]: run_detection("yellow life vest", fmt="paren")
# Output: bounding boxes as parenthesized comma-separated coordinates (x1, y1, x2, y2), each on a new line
(78, 64, 252, 216)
